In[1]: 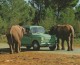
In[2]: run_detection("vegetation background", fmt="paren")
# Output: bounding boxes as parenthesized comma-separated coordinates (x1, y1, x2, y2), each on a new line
(0, 0, 80, 43)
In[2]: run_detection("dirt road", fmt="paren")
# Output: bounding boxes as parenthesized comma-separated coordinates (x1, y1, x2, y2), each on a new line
(0, 43, 80, 55)
(0, 43, 80, 65)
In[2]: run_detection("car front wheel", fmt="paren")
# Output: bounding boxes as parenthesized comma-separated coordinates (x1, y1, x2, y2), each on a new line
(32, 41, 40, 50)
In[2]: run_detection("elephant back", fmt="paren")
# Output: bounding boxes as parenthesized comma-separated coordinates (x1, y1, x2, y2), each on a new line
(10, 25, 25, 40)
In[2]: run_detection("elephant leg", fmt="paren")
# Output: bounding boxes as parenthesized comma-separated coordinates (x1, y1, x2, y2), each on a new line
(17, 40, 21, 53)
(15, 43, 19, 53)
(66, 37, 70, 51)
(17, 43, 21, 53)
(19, 42, 21, 52)
(15, 43, 17, 53)
(70, 37, 74, 51)
(57, 38, 60, 50)
(12, 43, 15, 53)
(61, 39, 65, 50)
(9, 44, 14, 54)
(15, 41, 21, 53)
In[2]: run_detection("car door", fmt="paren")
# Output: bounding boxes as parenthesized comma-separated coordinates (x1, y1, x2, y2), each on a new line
(21, 28, 32, 46)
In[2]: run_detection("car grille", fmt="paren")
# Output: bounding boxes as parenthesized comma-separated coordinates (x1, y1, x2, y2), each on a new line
(44, 38, 51, 42)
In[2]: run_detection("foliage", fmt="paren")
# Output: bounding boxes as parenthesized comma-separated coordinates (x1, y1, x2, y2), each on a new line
(59, 8, 75, 25)
(0, 16, 7, 34)
(0, 0, 35, 34)
(0, 0, 35, 24)
(39, 7, 56, 30)
(44, 0, 79, 21)
(74, 4, 80, 37)
(75, 4, 80, 21)
(0, 0, 80, 38)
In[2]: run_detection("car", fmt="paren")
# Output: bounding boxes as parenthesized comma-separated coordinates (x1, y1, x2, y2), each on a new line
(21, 26, 57, 50)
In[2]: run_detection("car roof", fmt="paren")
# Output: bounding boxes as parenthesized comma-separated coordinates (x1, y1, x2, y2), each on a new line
(23, 25, 43, 28)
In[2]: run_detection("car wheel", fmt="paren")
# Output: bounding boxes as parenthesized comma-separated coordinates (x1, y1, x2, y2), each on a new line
(49, 44, 56, 51)
(32, 41, 40, 50)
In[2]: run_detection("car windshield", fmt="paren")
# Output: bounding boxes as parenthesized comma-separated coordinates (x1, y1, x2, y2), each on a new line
(30, 26, 45, 33)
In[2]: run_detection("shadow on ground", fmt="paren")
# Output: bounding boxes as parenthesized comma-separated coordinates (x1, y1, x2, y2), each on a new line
(0, 47, 53, 54)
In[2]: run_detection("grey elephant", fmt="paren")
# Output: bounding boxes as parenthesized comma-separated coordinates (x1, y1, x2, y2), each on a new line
(6, 25, 26, 54)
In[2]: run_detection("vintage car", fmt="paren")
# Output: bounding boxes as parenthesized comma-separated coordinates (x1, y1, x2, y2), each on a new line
(21, 26, 57, 50)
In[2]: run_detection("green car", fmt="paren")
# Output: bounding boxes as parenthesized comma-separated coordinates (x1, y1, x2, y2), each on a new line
(21, 26, 57, 50)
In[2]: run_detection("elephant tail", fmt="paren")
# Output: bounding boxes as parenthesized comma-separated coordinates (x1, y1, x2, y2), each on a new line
(70, 25, 74, 46)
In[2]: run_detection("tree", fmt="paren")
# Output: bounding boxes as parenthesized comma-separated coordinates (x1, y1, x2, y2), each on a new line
(74, 4, 80, 37)
(0, 0, 35, 34)
(75, 4, 80, 21)
(49, 0, 79, 20)
(39, 7, 56, 30)
(0, 16, 7, 34)
(59, 8, 75, 25)
(30, 0, 78, 24)
(0, 0, 35, 25)
(30, 0, 45, 25)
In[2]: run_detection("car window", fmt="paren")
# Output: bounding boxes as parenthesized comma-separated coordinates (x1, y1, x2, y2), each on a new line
(30, 27, 45, 33)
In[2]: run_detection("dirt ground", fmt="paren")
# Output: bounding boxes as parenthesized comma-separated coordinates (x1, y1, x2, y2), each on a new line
(0, 52, 80, 65)
(0, 43, 80, 65)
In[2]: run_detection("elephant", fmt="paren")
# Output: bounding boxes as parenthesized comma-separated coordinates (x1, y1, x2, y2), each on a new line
(6, 25, 26, 54)
(49, 24, 74, 51)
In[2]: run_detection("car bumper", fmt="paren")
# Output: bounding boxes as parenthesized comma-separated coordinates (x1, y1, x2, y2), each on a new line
(40, 42, 55, 47)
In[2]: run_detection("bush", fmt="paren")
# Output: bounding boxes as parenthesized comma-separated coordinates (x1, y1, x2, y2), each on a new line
(0, 35, 7, 43)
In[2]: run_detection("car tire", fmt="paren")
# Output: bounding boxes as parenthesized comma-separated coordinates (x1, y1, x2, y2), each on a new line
(32, 41, 40, 50)
(49, 44, 56, 51)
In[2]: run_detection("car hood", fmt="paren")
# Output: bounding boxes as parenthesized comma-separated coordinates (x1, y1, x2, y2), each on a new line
(32, 33, 51, 38)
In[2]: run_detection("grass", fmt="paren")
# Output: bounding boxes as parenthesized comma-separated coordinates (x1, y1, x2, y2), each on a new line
(0, 35, 7, 43)
(74, 38, 80, 44)
(74, 38, 80, 47)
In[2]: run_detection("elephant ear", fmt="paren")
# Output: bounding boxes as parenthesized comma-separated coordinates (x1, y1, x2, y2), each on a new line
(22, 27, 26, 34)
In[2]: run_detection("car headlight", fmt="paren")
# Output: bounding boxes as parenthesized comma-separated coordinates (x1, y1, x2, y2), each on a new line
(41, 37, 44, 42)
